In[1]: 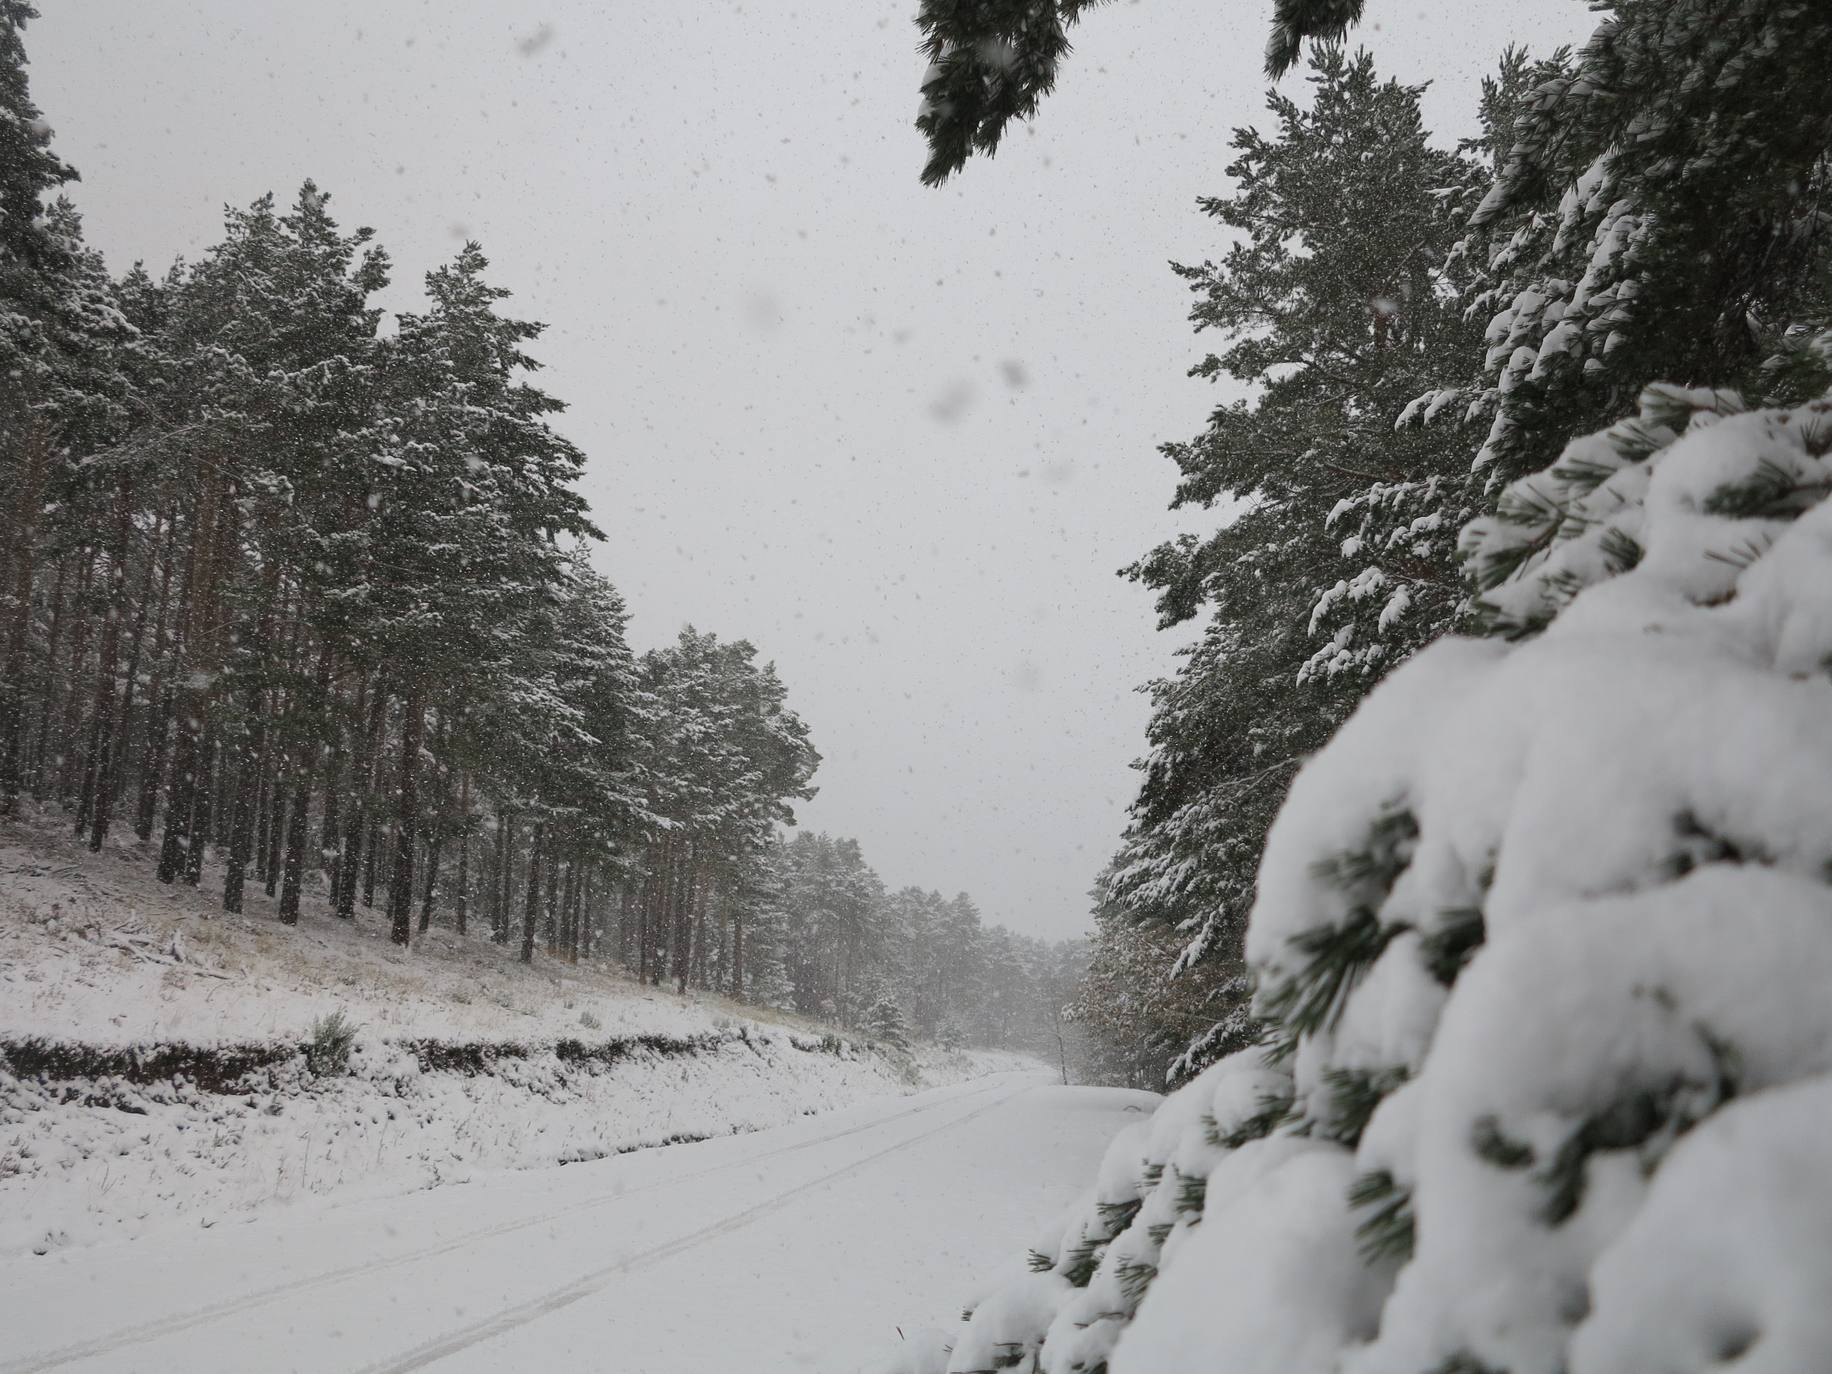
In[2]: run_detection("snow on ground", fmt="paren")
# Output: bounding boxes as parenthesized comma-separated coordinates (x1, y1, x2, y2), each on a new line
(4, 807, 814, 1047)
(0, 812, 1031, 1258)
(0, 1074, 1157, 1374)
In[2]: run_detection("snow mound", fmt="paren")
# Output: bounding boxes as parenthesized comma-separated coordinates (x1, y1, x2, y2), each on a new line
(871, 381, 1832, 1374)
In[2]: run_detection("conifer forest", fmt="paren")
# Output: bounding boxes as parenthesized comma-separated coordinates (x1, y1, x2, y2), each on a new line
(0, 17, 1076, 1059)
(4, 1, 1832, 1371)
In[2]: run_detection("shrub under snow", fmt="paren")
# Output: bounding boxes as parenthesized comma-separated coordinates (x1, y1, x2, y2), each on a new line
(877, 383, 1832, 1374)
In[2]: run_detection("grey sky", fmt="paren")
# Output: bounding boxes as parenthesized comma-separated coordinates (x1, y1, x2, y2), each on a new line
(31, 0, 1594, 940)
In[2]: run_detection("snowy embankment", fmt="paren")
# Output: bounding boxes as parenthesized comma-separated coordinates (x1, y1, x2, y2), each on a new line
(0, 815, 1028, 1258)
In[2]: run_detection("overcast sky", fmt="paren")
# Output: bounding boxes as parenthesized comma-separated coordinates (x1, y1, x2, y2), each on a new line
(31, 0, 1595, 941)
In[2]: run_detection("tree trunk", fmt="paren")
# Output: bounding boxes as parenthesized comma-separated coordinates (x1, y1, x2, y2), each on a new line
(52, 549, 99, 805)
(262, 761, 287, 898)
(563, 858, 580, 963)
(183, 722, 217, 885)
(158, 466, 228, 885)
(278, 638, 333, 925)
(221, 696, 263, 913)
(732, 907, 744, 1001)
(544, 841, 561, 946)
(223, 555, 282, 913)
(618, 877, 636, 969)
(521, 820, 544, 964)
(27, 554, 72, 799)
(418, 832, 443, 934)
(363, 817, 380, 909)
(130, 509, 180, 846)
(691, 877, 711, 989)
(0, 420, 50, 813)
(387, 677, 425, 947)
(336, 675, 386, 919)
(79, 483, 139, 849)
(318, 699, 346, 877)
(254, 581, 301, 890)
(579, 865, 593, 962)
(489, 810, 512, 944)
(672, 841, 697, 995)
(454, 771, 471, 935)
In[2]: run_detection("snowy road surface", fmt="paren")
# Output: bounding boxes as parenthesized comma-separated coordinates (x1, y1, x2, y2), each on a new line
(2, 1072, 1157, 1373)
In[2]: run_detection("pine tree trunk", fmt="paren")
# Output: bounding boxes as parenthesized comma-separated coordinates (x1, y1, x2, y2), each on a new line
(544, 842, 561, 946)
(138, 672, 175, 845)
(454, 771, 471, 935)
(565, 858, 581, 962)
(78, 483, 138, 849)
(222, 698, 263, 913)
(387, 678, 425, 947)
(53, 549, 99, 805)
(157, 704, 199, 886)
(27, 555, 72, 800)
(578, 865, 593, 962)
(183, 723, 216, 885)
(336, 675, 386, 919)
(0, 420, 50, 814)
(278, 638, 333, 926)
(100, 503, 168, 846)
(672, 841, 696, 995)
(318, 706, 346, 878)
(223, 554, 281, 913)
(418, 832, 443, 934)
(110, 505, 170, 821)
(261, 761, 286, 898)
(636, 860, 651, 983)
(488, 810, 510, 943)
(130, 507, 180, 843)
(159, 467, 229, 885)
(732, 907, 744, 1001)
(254, 581, 301, 889)
(691, 877, 711, 989)
(254, 738, 274, 888)
(363, 817, 380, 909)
(521, 820, 544, 964)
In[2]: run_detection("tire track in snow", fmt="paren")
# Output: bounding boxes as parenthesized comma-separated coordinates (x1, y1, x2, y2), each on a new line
(356, 1080, 1032, 1373)
(2, 1075, 1027, 1374)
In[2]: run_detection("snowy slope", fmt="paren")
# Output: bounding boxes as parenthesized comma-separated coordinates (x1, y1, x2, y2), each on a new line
(3, 809, 812, 1048)
(0, 813, 1033, 1257)
(0, 1075, 1157, 1374)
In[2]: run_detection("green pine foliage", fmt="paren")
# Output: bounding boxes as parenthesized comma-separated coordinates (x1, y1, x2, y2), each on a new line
(1102, 48, 1485, 1084)
(1444, 0, 1832, 493)
(864, 994, 913, 1053)
(881, 2, 1832, 1369)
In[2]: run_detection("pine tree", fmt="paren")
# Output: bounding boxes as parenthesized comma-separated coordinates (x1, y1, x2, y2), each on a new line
(909, 0, 1383, 183)
(0, 2, 96, 811)
(1440, 0, 1832, 500)
(885, 341, 1832, 1374)
(1110, 47, 1483, 1078)
(863, 993, 912, 1053)
(370, 241, 599, 945)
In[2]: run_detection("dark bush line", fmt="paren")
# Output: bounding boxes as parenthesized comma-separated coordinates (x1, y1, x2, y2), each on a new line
(1, 1036, 299, 1093)
(556, 1128, 723, 1165)
(3, 1024, 870, 1097)
(401, 1029, 727, 1073)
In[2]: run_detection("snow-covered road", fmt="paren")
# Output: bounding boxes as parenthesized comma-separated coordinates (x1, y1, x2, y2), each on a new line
(2, 1072, 1157, 1373)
